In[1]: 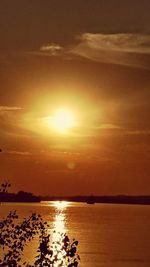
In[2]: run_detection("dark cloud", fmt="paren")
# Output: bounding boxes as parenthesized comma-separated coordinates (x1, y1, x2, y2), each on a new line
(0, 0, 150, 51)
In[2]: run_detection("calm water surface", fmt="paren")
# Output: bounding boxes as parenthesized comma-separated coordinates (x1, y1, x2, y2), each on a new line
(1, 202, 150, 267)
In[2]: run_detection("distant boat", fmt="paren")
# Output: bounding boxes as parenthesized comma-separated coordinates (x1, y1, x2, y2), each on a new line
(86, 195, 95, 204)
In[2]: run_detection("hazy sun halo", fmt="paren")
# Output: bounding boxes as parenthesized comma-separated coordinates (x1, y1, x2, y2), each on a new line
(50, 108, 76, 134)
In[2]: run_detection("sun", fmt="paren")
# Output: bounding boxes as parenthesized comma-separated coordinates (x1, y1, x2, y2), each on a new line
(50, 108, 76, 134)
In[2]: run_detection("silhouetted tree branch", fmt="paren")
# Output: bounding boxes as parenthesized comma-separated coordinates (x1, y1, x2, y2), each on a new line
(0, 183, 80, 266)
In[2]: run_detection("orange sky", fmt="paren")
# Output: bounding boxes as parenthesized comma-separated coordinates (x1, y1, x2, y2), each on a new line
(0, 1, 150, 195)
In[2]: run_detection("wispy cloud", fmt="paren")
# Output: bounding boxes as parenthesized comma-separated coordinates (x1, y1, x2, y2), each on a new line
(69, 33, 150, 69)
(126, 130, 150, 135)
(0, 106, 24, 136)
(5, 150, 31, 156)
(40, 43, 64, 56)
(75, 33, 150, 54)
(34, 33, 150, 69)
(98, 123, 121, 129)
(0, 106, 22, 112)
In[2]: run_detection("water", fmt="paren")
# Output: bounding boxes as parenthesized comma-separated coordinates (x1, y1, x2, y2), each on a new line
(1, 202, 150, 267)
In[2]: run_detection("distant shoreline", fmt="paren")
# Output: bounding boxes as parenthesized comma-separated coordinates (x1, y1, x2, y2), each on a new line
(1, 193, 150, 205)
(0, 191, 40, 203)
(41, 195, 150, 205)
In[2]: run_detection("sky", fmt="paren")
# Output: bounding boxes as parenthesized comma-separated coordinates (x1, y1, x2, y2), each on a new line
(0, 0, 150, 196)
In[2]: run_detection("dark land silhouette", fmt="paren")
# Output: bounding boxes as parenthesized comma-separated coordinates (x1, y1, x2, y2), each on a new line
(41, 195, 150, 205)
(0, 190, 40, 202)
(1, 191, 150, 205)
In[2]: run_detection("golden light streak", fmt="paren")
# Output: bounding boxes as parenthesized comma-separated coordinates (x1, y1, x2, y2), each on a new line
(51, 201, 69, 266)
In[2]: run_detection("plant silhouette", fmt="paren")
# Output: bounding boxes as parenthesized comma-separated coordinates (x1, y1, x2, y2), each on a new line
(0, 183, 80, 267)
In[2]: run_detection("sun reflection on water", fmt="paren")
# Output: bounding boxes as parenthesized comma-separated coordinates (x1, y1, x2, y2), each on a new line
(52, 201, 69, 240)
(51, 201, 69, 266)
(52, 200, 70, 209)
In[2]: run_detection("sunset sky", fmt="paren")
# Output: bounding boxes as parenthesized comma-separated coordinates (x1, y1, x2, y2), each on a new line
(0, 0, 150, 196)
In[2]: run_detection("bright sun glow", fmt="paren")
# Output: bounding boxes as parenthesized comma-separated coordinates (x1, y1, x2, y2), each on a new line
(52, 200, 70, 209)
(50, 108, 76, 134)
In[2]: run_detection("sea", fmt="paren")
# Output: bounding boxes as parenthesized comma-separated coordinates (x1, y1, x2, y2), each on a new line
(1, 201, 150, 267)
